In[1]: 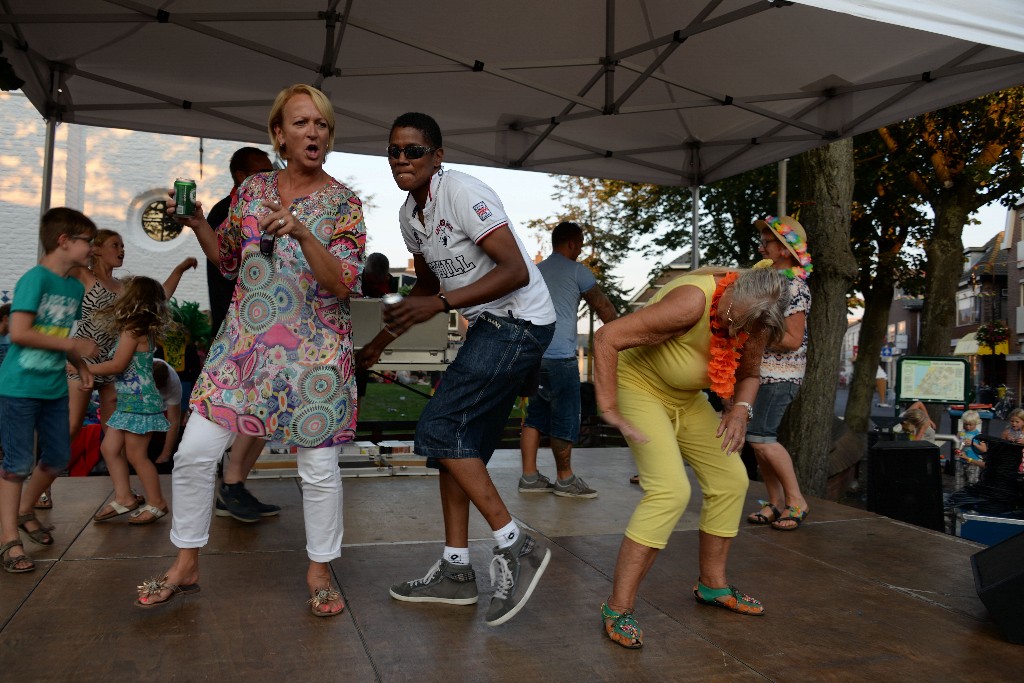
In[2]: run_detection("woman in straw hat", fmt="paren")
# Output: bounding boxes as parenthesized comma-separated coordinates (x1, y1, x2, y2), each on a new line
(745, 215, 812, 531)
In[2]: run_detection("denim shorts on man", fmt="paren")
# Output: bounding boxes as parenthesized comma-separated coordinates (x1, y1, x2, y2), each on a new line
(745, 380, 800, 444)
(524, 357, 582, 443)
(416, 312, 554, 468)
(0, 395, 72, 480)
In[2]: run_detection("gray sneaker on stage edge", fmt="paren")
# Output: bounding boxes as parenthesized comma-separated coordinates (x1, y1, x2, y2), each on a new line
(518, 472, 555, 493)
(553, 475, 598, 499)
(485, 532, 551, 626)
(389, 559, 479, 605)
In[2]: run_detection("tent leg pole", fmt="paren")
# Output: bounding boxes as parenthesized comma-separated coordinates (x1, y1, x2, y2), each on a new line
(40, 115, 55, 216)
(777, 158, 788, 217)
(691, 185, 700, 270)
(38, 114, 56, 260)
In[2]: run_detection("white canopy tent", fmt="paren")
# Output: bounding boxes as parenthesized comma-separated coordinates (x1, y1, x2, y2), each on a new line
(2, 0, 1023, 258)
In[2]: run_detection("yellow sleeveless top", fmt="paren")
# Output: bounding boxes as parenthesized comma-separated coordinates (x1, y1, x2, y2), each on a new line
(618, 273, 714, 401)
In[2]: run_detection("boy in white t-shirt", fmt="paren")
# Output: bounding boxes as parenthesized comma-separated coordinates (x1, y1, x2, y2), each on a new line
(357, 112, 555, 627)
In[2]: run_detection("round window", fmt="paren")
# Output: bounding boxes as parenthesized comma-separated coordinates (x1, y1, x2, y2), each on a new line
(140, 200, 183, 242)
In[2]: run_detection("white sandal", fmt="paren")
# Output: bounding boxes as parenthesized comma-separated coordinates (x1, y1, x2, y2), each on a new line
(128, 504, 168, 525)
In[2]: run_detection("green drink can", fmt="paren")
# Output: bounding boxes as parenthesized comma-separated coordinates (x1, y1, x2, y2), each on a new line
(174, 177, 197, 217)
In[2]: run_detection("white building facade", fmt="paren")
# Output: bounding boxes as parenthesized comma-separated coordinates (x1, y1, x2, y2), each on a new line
(0, 90, 276, 309)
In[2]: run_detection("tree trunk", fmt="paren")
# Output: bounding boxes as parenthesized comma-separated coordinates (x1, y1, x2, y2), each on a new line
(845, 261, 898, 432)
(918, 198, 970, 357)
(779, 139, 859, 497)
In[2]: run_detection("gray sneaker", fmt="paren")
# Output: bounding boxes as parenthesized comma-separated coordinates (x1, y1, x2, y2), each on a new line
(485, 532, 551, 626)
(553, 475, 598, 499)
(389, 559, 479, 605)
(518, 472, 555, 493)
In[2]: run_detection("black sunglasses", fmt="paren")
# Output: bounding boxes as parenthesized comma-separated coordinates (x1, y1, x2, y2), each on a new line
(386, 145, 436, 160)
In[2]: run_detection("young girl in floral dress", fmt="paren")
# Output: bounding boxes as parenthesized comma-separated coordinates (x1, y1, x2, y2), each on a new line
(89, 276, 173, 525)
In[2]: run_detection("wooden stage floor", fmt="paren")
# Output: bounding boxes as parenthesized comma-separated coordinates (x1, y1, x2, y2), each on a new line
(1, 448, 1019, 682)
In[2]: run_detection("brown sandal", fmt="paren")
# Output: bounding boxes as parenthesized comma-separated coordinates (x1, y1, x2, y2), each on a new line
(1, 540, 35, 573)
(17, 513, 54, 546)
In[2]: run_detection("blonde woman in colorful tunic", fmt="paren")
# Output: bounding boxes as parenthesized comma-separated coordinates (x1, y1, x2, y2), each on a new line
(137, 84, 365, 617)
(593, 265, 788, 648)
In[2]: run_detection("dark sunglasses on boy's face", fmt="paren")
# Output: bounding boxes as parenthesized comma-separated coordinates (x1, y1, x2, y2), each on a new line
(386, 145, 436, 160)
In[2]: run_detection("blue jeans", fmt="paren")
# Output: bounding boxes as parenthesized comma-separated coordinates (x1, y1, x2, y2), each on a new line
(523, 357, 582, 443)
(416, 312, 554, 468)
(0, 395, 72, 480)
(745, 381, 800, 444)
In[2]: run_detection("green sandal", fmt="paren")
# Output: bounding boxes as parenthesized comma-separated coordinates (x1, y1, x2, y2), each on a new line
(601, 601, 643, 649)
(693, 580, 765, 616)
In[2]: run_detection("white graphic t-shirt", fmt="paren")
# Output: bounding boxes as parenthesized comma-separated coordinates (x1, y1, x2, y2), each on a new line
(399, 168, 554, 325)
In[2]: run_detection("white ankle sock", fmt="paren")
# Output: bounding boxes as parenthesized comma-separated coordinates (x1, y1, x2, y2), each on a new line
(443, 546, 469, 566)
(493, 521, 520, 549)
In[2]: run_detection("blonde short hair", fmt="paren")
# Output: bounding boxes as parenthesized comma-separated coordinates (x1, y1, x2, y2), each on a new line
(267, 84, 335, 158)
(961, 410, 981, 427)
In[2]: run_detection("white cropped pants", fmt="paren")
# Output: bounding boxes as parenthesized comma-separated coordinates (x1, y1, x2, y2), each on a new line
(169, 413, 344, 563)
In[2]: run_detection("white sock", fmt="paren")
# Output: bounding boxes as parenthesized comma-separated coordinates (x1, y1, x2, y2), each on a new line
(442, 546, 470, 566)
(493, 520, 520, 549)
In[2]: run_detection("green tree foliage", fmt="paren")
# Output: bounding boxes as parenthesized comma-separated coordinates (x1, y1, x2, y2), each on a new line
(525, 176, 633, 314)
(601, 165, 778, 272)
(878, 87, 1024, 359)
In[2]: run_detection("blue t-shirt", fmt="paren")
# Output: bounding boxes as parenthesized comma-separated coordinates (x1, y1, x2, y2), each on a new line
(959, 428, 983, 461)
(536, 252, 596, 359)
(0, 265, 84, 399)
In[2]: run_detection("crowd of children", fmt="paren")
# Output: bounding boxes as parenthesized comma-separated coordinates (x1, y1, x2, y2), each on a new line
(1, 208, 194, 573)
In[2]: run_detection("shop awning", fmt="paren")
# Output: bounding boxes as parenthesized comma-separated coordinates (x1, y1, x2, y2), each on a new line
(954, 332, 1009, 355)
(954, 333, 979, 355)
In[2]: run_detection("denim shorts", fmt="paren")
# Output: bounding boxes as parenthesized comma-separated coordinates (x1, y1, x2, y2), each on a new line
(416, 312, 554, 468)
(0, 395, 72, 480)
(745, 380, 800, 444)
(523, 357, 582, 443)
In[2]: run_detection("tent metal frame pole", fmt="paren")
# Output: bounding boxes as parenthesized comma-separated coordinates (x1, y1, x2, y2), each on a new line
(777, 158, 788, 217)
(691, 185, 700, 270)
(40, 114, 55, 216)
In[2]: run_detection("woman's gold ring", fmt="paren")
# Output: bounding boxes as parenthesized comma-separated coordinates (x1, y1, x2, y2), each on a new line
(278, 217, 286, 227)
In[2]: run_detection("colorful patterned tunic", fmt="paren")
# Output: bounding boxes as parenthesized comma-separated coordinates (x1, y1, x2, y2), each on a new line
(106, 337, 170, 435)
(190, 171, 365, 448)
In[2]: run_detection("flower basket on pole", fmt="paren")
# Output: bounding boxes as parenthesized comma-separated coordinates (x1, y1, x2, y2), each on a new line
(976, 320, 1009, 356)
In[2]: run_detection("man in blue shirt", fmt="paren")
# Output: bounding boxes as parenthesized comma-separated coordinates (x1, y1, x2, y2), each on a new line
(519, 221, 618, 498)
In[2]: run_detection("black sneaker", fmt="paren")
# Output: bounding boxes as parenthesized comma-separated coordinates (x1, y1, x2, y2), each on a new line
(485, 532, 551, 626)
(389, 559, 479, 605)
(236, 485, 281, 517)
(216, 483, 262, 523)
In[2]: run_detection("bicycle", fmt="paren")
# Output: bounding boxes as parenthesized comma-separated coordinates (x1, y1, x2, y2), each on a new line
(994, 389, 1016, 420)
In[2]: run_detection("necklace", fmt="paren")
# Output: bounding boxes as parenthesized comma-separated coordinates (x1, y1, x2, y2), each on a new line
(708, 273, 748, 400)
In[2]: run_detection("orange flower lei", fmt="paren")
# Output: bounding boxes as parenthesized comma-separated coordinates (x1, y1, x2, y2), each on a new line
(708, 272, 748, 400)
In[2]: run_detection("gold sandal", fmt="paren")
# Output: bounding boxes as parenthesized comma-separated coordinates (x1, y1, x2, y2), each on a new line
(308, 586, 345, 617)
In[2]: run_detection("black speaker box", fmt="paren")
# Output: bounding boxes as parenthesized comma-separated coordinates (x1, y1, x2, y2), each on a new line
(972, 530, 1024, 644)
(867, 440, 943, 531)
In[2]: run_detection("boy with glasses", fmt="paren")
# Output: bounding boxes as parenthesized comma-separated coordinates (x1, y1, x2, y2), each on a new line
(1, 208, 98, 573)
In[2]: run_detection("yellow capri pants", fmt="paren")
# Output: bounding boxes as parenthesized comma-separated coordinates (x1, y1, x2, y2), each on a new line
(619, 382, 749, 549)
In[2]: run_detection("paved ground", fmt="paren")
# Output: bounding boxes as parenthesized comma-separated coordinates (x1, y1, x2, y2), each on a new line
(2, 452, 1020, 682)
